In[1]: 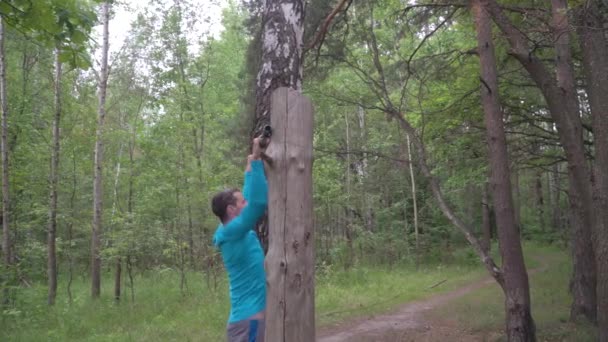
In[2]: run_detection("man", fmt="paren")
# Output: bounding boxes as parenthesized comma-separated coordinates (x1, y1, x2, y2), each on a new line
(211, 137, 268, 342)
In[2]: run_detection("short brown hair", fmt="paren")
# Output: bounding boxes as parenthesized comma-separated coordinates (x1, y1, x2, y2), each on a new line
(211, 188, 240, 223)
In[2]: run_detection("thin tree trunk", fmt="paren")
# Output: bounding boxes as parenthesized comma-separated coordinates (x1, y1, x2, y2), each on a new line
(344, 111, 353, 269)
(67, 149, 77, 304)
(47, 47, 62, 306)
(486, 0, 597, 322)
(0, 16, 11, 306)
(406, 134, 420, 270)
(126, 255, 134, 302)
(91, 0, 111, 298)
(193, 125, 209, 276)
(472, 2, 536, 340)
(576, 1, 608, 337)
(185, 185, 194, 268)
(534, 171, 545, 232)
(110, 143, 123, 302)
(126, 108, 136, 302)
(114, 258, 121, 302)
(175, 154, 188, 295)
(356, 106, 374, 232)
(551, 163, 562, 231)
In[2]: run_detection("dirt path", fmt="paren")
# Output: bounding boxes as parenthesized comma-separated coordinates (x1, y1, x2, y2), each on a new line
(318, 261, 548, 342)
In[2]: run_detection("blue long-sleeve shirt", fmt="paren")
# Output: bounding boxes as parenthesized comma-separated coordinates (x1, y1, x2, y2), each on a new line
(212, 160, 268, 323)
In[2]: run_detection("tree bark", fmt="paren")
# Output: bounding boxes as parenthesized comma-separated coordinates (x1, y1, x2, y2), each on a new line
(0, 16, 11, 306)
(486, 0, 597, 322)
(472, 2, 536, 340)
(344, 110, 353, 269)
(482, 181, 492, 253)
(265, 87, 315, 342)
(91, 0, 111, 298)
(512, 167, 521, 234)
(407, 134, 420, 270)
(550, 163, 562, 231)
(254, 0, 305, 253)
(534, 171, 545, 232)
(67, 149, 77, 304)
(47, 47, 62, 306)
(550, 0, 597, 322)
(576, 1, 608, 337)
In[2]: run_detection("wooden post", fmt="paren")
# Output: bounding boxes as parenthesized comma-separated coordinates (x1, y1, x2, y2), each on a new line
(264, 87, 315, 342)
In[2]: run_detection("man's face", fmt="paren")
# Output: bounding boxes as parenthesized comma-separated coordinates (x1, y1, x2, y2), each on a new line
(226, 192, 247, 221)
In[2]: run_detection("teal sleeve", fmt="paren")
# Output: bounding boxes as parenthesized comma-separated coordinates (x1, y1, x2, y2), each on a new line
(220, 160, 268, 241)
(242, 167, 253, 201)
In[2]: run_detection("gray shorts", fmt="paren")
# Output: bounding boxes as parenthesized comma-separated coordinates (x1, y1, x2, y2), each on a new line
(226, 318, 265, 342)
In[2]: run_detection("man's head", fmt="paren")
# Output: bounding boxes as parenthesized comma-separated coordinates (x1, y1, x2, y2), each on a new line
(211, 188, 247, 224)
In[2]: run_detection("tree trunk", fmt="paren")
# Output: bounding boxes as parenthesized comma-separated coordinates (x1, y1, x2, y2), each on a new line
(193, 125, 209, 276)
(265, 87, 315, 342)
(406, 134, 420, 270)
(512, 167, 521, 234)
(67, 149, 77, 304)
(551, 163, 562, 231)
(114, 258, 121, 301)
(486, 0, 597, 322)
(254, 0, 305, 253)
(344, 111, 354, 269)
(0, 16, 11, 306)
(110, 143, 123, 301)
(482, 181, 492, 253)
(47, 47, 62, 306)
(126, 126, 135, 302)
(550, 0, 597, 322)
(576, 1, 608, 337)
(91, 0, 111, 298)
(356, 106, 374, 232)
(472, 2, 536, 340)
(534, 171, 545, 232)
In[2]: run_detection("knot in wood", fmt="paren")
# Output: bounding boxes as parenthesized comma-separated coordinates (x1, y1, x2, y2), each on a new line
(292, 239, 299, 253)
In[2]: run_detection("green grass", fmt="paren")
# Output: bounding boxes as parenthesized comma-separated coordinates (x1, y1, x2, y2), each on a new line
(1, 243, 595, 341)
(3, 270, 232, 341)
(316, 263, 487, 326)
(431, 243, 598, 341)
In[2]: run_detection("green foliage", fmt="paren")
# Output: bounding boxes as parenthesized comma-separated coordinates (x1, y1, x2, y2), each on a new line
(0, 0, 583, 338)
(0, 0, 97, 68)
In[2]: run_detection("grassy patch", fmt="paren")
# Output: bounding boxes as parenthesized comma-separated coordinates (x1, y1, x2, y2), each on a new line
(2, 243, 588, 341)
(430, 243, 598, 341)
(316, 263, 486, 326)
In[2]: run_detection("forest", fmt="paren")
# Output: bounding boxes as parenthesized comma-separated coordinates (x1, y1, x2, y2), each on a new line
(0, 0, 606, 341)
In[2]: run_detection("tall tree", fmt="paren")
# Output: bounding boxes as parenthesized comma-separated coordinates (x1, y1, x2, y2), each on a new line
(576, 0, 608, 338)
(485, 0, 597, 322)
(92, 0, 110, 298)
(472, 0, 535, 339)
(0, 16, 10, 305)
(47, 46, 62, 305)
